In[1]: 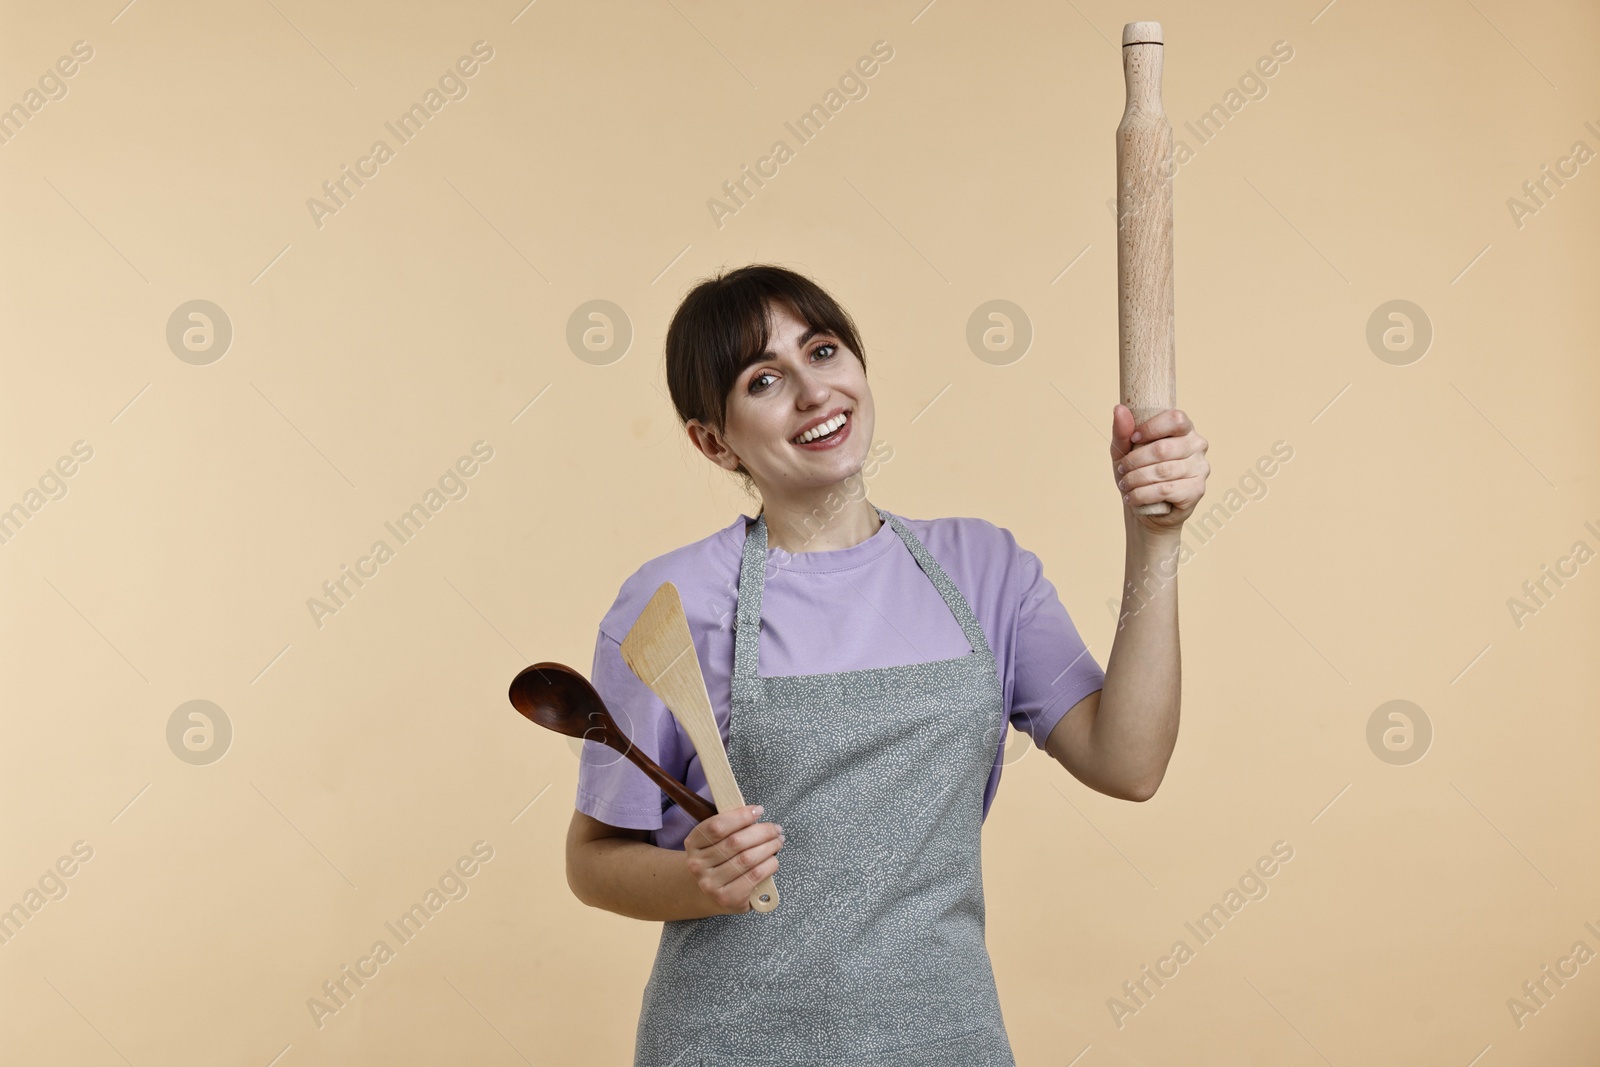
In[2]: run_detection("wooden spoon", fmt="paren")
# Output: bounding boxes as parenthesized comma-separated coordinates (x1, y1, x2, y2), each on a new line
(508, 661, 716, 824)
(619, 581, 780, 913)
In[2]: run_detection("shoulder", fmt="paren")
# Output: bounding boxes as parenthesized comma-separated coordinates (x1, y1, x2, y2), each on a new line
(886, 510, 1036, 609)
(596, 513, 749, 643)
(883, 508, 1030, 601)
(891, 511, 1025, 568)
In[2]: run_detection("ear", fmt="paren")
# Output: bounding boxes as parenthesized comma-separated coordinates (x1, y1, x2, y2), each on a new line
(686, 419, 742, 473)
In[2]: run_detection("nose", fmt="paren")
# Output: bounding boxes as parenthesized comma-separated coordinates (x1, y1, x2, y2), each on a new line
(791, 364, 832, 409)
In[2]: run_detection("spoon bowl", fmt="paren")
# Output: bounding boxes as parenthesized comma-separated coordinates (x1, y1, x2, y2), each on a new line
(508, 661, 717, 824)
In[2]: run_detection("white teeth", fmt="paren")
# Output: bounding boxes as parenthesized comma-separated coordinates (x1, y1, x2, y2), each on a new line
(793, 412, 848, 444)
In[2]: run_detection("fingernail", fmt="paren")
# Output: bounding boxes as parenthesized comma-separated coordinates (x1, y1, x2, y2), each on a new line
(1115, 464, 1124, 476)
(1131, 431, 1142, 442)
(752, 805, 763, 816)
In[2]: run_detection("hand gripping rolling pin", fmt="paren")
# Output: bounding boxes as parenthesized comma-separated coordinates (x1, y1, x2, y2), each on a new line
(1116, 20, 1177, 516)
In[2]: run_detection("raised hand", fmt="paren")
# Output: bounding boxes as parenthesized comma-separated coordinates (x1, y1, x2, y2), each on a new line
(1110, 405, 1209, 536)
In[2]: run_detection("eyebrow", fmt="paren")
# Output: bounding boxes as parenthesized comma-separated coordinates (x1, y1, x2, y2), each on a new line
(760, 325, 824, 361)
(737, 325, 829, 382)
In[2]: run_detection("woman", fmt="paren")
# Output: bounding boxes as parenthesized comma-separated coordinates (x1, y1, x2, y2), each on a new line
(566, 264, 1208, 1065)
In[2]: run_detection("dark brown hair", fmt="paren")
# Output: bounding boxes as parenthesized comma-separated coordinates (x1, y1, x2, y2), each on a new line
(664, 264, 867, 496)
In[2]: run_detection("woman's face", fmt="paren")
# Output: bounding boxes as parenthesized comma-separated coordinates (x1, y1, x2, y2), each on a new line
(690, 300, 874, 498)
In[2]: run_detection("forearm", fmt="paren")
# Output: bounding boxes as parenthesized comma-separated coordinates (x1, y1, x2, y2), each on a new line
(1095, 522, 1183, 797)
(571, 837, 732, 922)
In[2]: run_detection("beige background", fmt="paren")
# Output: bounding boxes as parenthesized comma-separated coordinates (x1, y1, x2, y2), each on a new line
(2, 0, 1597, 1063)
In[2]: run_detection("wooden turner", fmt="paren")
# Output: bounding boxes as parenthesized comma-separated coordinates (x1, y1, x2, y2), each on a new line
(619, 581, 780, 913)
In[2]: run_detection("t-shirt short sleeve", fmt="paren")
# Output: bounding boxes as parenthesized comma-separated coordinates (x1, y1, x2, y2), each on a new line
(1006, 540, 1105, 750)
(572, 625, 691, 832)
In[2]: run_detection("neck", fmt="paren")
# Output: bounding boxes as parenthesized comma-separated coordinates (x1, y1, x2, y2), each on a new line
(756, 479, 882, 554)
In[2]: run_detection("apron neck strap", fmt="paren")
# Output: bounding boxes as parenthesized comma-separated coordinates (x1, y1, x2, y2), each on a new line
(731, 503, 992, 682)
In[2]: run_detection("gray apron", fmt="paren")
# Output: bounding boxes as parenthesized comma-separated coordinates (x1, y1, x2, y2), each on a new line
(633, 504, 1017, 1067)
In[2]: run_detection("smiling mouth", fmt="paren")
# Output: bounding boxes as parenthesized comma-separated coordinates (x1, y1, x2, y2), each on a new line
(791, 411, 851, 445)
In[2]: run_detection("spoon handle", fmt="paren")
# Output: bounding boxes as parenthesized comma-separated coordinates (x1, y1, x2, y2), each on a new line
(610, 737, 717, 823)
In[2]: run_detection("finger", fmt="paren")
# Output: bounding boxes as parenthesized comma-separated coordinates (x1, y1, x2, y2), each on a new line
(684, 816, 726, 854)
(1127, 474, 1204, 509)
(1110, 404, 1136, 462)
(689, 805, 763, 857)
(1117, 435, 1175, 479)
(1130, 407, 1192, 445)
(703, 808, 767, 864)
(1124, 474, 1177, 508)
(1128, 427, 1209, 472)
(721, 818, 784, 857)
(711, 835, 781, 891)
(1118, 455, 1196, 491)
(1155, 475, 1208, 511)
(732, 832, 785, 871)
(1130, 407, 1190, 444)
(1117, 428, 1188, 478)
(729, 852, 781, 898)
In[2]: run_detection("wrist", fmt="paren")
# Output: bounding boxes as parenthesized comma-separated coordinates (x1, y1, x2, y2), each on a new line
(1125, 521, 1183, 555)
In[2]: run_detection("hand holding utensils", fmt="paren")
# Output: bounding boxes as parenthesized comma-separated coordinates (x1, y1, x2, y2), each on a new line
(619, 581, 780, 913)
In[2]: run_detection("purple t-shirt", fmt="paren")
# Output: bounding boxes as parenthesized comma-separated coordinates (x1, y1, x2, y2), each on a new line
(574, 508, 1106, 851)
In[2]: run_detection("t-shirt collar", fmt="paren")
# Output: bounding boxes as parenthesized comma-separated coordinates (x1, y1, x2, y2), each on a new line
(729, 507, 900, 573)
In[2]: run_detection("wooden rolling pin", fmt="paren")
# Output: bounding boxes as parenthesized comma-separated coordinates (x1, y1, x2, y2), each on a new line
(1116, 20, 1177, 516)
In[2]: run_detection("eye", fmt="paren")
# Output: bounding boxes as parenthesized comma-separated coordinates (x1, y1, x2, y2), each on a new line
(746, 342, 839, 395)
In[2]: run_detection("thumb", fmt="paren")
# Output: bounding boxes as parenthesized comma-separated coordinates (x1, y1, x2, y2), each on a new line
(1110, 404, 1135, 462)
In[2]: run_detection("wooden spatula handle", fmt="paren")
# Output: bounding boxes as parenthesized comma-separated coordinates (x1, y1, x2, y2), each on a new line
(1117, 20, 1176, 517)
(691, 729, 781, 913)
